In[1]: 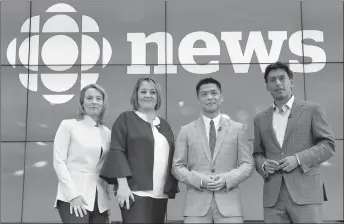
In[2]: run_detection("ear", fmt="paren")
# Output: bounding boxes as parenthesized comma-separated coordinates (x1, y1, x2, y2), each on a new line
(290, 79, 294, 88)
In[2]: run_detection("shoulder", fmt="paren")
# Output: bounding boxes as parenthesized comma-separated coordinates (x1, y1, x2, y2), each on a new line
(113, 111, 133, 125)
(59, 118, 78, 128)
(180, 119, 198, 132)
(254, 107, 270, 121)
(227, 119, 244, 130)
(101, 125, 111, 134)
(157, 116, 170, 127)
(299, 101, 327, 118)
(117, 111, 133, 119)
(299, 100, 322, 110)
(55, 119, 78, 136)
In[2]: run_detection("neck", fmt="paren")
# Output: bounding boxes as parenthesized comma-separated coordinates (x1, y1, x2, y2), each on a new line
(89, 115, 99, 123)
(274, 95, 292, 108)
(203, 110, 220, 119)
(138, 109, 156, 123)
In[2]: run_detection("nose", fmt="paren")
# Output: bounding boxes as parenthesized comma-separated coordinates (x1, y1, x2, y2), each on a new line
(144, 92, 152, 98)
(91, 98, 98, 104)
(275, 79, 282, 86)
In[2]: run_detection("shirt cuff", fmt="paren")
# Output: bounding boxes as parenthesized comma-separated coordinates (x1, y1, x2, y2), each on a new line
(200, 178, 203, 188)
(262, 160, 267, 172)
(295, 154, 301, 165)
(262, 161, 269, 177)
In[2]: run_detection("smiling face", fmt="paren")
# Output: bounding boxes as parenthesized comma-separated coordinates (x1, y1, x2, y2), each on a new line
(137, 80, 158, 112)
(266, 68, 294, 102)
(198, 83, 223, 116)
(83, 87, 104, 118)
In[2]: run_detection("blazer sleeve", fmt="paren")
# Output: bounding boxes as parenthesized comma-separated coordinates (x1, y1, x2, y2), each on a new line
(223, 124, 255, 190)
(172, 126, 205, 191)
(253, 116, 269, 178)
(53, 120, 80, 201)
(295, 104, 336, 173)
(100, 112, 132, 184)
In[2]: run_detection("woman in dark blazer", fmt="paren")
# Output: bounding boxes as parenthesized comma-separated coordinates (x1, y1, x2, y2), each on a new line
(100, 77, 178, 223)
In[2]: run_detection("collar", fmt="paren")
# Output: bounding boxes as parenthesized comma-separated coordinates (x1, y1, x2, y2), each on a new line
(202, 113, 222, 126)
(83, 115, 99, 127)
(273, 95, 294, 112)
(134, 111, 160, 126)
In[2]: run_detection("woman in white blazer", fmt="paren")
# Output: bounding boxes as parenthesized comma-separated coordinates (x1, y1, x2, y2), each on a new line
(53, 83, 112, 223)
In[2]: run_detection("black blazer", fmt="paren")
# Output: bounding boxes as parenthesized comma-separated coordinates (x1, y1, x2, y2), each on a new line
(100, 111, 179, 199)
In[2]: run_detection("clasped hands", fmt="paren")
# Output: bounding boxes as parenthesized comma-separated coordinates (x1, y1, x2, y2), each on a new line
(201, 174, 226, 191)
(264, 155, 299, 174)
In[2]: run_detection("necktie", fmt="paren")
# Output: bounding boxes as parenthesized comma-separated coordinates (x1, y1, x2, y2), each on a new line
(209, 120, 216, 156)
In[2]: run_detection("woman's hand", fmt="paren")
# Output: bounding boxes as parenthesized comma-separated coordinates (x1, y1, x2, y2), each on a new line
(69, 196, 88, 217)
(117, 178, 135, 210)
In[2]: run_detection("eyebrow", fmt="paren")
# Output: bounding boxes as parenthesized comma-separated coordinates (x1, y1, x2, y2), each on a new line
(270, 74, 286, 79)
(139, 88, 156, 91)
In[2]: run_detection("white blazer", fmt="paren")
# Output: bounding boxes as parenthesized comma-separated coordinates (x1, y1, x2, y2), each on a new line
(53, 116, 112, 213)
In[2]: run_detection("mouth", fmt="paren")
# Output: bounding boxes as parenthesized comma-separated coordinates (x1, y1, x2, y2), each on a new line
(275, 89, 284, 92)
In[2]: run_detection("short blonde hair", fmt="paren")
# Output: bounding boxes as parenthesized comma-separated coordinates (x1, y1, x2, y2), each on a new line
(130, 77, 162, 111)
(77, 83, 108, 124)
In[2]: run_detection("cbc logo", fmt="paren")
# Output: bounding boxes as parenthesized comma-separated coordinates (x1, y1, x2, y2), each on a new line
(6, 3, 112, 104)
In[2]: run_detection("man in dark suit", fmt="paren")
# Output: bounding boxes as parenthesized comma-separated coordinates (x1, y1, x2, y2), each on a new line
(253, 61, 335, 223)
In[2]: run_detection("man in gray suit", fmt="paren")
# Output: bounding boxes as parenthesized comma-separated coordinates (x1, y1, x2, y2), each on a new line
(253, 61, 335, 223)
(172, 77, 254, 223)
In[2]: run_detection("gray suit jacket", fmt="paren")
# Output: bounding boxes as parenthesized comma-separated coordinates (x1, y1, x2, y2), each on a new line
(172, 115, 254, 217)
(253, 100, 335, 207)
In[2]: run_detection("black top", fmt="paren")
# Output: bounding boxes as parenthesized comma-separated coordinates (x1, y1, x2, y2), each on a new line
(100, 111, 179, 198)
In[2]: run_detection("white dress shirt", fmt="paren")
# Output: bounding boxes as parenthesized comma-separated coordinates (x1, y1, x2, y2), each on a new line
(53, 115, 112, 212)
(262, 95, 300, 174)
(272, 95, 294, 148)
(202, 113, 222, 143)
(131, 111, 170, 199)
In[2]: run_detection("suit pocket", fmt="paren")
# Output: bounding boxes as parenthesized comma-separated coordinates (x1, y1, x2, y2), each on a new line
(294, 174, 322, 203)
(215, 187, 243, 216)
(184, 188, 210, 216)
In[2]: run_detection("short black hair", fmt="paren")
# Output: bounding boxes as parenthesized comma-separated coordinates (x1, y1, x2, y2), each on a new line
(196, 77, 222, 96)
(264, 61, 293, 83)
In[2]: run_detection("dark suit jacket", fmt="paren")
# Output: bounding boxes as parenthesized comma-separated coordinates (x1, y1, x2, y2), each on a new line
(100, 111, 178, 199)
(253, 100, 335, 207)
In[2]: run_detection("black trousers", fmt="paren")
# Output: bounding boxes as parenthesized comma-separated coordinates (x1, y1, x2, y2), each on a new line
(120, 195, 168, 223)
(57, 191, 109, 223)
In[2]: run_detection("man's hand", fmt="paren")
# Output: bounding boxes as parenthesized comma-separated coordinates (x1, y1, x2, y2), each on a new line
(264, 159, 280, 174)
(201, 176, 216, 190)
(278, 156, 299, 173)
(208, 174, 226, 191)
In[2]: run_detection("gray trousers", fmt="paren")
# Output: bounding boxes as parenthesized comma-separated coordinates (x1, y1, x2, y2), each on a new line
(264, 178, 322, 223)
(184, 195, 243, 223)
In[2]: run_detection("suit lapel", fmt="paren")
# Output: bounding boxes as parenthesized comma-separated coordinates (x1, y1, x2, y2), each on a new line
(282, 100, 304, 146)
(212, 116, 230, 163)
(264, 107, 282, 149)
(195, 117, 212, 163)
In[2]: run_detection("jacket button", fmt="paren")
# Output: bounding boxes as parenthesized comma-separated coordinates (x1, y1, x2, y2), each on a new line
(281, 152, 285, 155)
(211, 169, 215, 173)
